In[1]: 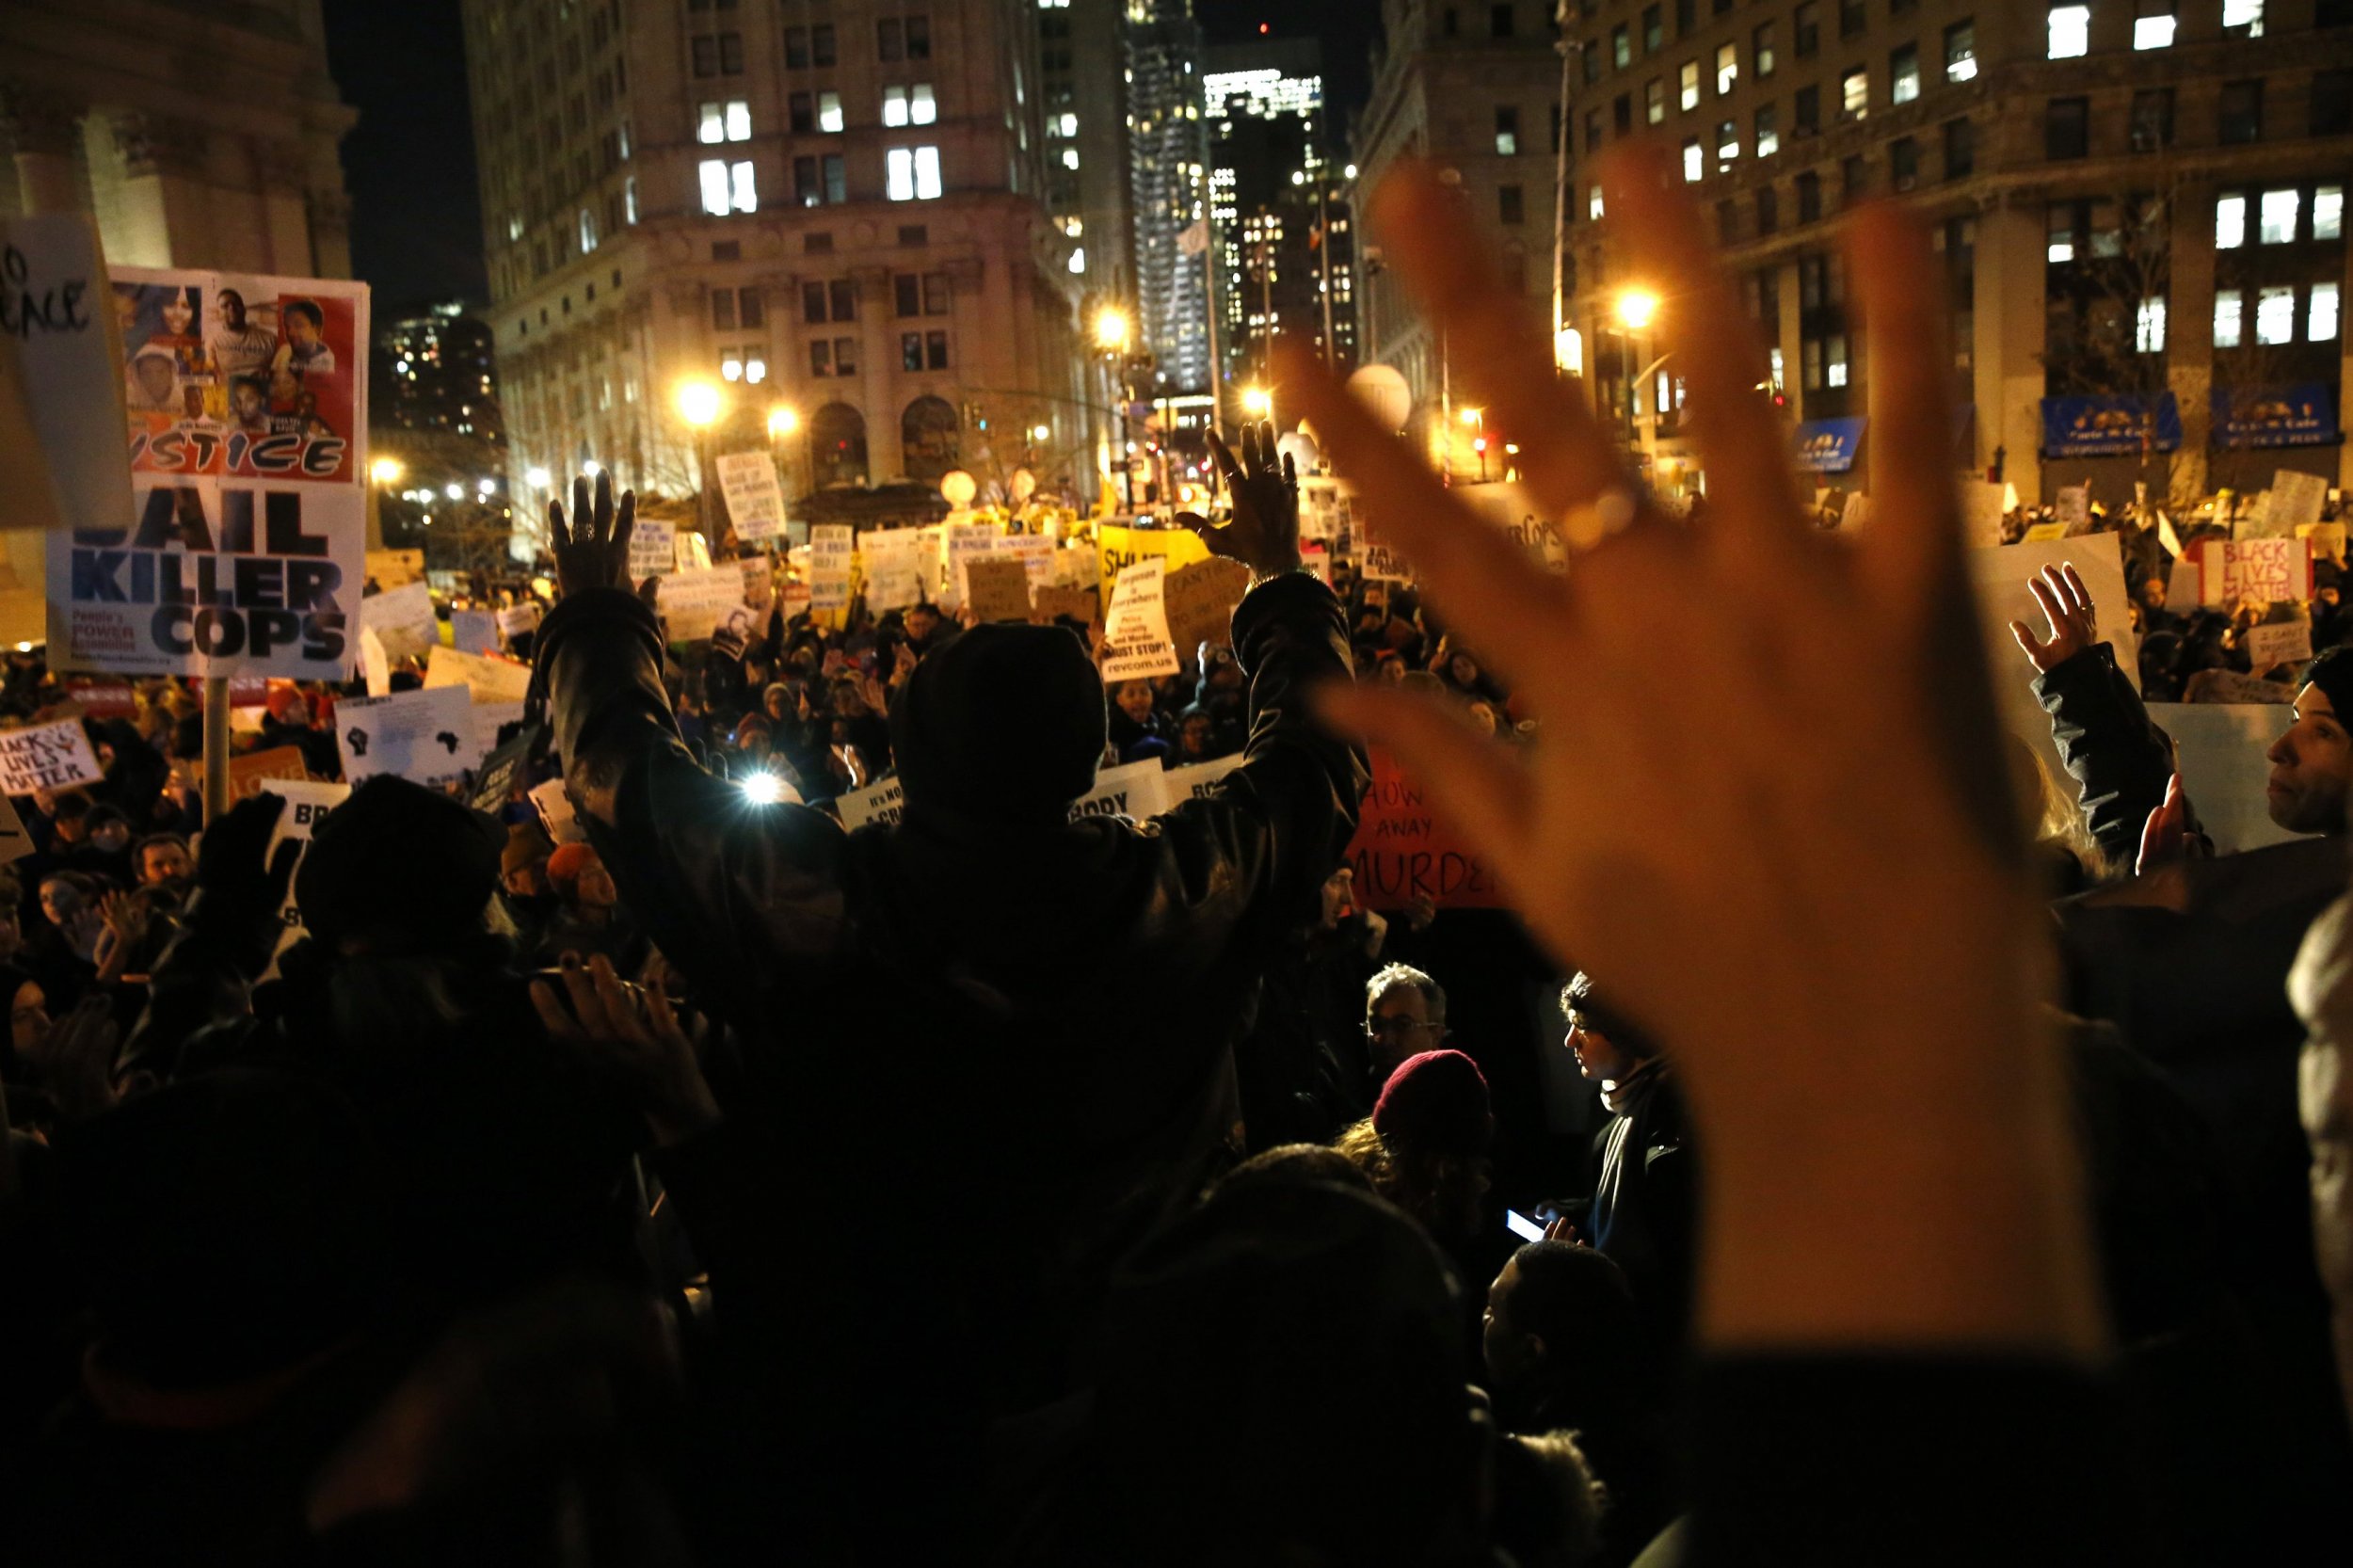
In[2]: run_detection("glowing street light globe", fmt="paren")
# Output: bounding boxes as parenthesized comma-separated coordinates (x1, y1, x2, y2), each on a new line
(368, 456, 403, 486)
(768, 404, 800, 438)
(675, 378, 723, 427)
(1240, 386, 1273, 417)
(1615, 288, 1662, 331)
(1092, 305, 1131, 352)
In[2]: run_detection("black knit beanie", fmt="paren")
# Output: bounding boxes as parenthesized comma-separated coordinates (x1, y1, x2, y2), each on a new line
(888, 622, 1107, 824)
(295, 775, 507, 949)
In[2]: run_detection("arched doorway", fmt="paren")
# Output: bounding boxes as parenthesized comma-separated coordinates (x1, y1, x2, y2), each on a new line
(901, 394, 960, 483)
(809, 402, 869, 488)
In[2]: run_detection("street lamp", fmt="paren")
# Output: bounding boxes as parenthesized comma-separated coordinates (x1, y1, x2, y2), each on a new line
(1460, 407, 1488, 483)
(1092, 305, 1131, 353)
(767, 404, 800, 439)
(369, 456, 403, 486)
(676, 377, 724, 538)
(524, 465, 552, 488)
(1241, 384, 1273, 418)
(1611, 289, 1661, 452)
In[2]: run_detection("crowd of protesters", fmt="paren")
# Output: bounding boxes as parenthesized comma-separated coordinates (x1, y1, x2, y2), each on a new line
(5, 150, 2353, 1566)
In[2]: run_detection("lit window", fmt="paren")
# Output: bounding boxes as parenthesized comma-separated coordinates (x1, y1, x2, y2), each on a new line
(745, 354, 767, 384)
(1062, 148, 1079, 168)
(2256, 285, 2296, 344)
(1058, 113, 1078, 136)
(1647, 78, 1666, 123)
(884, 86, 910, 127)
(1945, 21, 1977, 81)
(1069, 248, 1086, 274)
(1892, 44, 1918, 104)
(699, 158, 731, 216)
(819, 92, 843, 133)
(1755, 104, 1779, 156)
(2313, 282, 2341, 341)
(1826, 335, 1849, 387)
(2214, 290, 2243, 347)
(730, 159, 757, 213)
(1680, 61, 1699, 110)
(1683, 136, 1703, 182)
(2048, 6, 2089, 58)
(2260, 188, 2300, 244)
(2136, 296, 2167, 352)
(699, 103, 725, 143)
(1590, 184, 1605, 219)
(625, 177, 638, 224)
(912, 85, 936, 124)
(2134, 12, 2176, 48)
(722, 350, 744, 381)
(2215, 194, 2247, 248)
(2222, 0, 2264, 35)
(1717, 43, 1737, 94)
(1718, 120, 1740, 164)
(727, 101, 751, 141)
(888, 147, 943, 200)
(578, 208, 598, 252)
(2318, 186, 2345, 241)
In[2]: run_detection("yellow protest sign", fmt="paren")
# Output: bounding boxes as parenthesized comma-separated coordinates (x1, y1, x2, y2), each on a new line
(1096, 522, 1210, 601)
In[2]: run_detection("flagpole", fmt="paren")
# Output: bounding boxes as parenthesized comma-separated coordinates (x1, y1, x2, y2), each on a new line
(1204, 232, 1225, 438)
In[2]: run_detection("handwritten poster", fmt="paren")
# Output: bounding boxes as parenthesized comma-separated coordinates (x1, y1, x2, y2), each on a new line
(809, 524, 854, 612)
(714, 451, 787, 542)
(2199, 537, 2312, 605)
(0, 214, 132, 536)
(628, 518, 677, 582)
(334, 684, 475, 788)
(1342, 748, 1505, 909)
(0, 718, 104, 795)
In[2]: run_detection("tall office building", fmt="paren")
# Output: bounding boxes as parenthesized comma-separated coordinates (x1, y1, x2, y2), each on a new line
(1352, 0, 1567, 455)
(1127, 0, 1214, 392)
(1557, 0, 2353, 502)
(1204, 40, 1357, 389)
(1039, 0, 1134, 303)
(462, 0, 1088, 528)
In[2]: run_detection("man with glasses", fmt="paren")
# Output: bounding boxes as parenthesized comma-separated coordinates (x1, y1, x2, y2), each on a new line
(1365, 963, 1449, 1083)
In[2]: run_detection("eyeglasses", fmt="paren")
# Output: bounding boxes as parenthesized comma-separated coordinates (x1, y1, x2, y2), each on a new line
(1367, 1015, 1436, 1038)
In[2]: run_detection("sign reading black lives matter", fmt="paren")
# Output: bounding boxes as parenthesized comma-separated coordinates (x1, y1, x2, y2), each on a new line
(46, 265, 368, 681)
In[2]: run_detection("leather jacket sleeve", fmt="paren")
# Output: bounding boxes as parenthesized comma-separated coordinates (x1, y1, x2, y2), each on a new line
(2031, 644, 2180, 871)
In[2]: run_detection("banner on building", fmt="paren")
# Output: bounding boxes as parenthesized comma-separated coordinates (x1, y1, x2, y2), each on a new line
(2211, 384, 2340, 449)
(2039, 392, 2182, 458)
(1793, 417, 1866, 473)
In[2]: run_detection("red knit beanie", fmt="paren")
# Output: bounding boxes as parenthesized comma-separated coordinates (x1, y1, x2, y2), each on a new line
(1371, 1049, 1494, 1160)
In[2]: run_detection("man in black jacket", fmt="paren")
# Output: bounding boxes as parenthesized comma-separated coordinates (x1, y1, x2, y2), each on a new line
(532, 430, 1366, 1554)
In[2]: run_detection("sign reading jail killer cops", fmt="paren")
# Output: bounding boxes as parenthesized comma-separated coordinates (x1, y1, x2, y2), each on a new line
(49, 480, 364, 680)
(0, 718, 104, 795)
(1343, 748, 1506, 910)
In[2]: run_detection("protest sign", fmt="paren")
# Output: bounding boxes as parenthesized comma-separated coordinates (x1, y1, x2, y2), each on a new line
(835, 775, 906, 830)
(497, 601, 541, 640)
(1359, 535, 1413, 583)
(0, 718, 103, 795)
(334, 684, 474, 788)
(2168, 555, 2202, 611)
(225, 744, 311, 803)
(2148, 703, 2300, 856)
(358, 626, 392, 696)
(1299, 476, 1355, 546)
(1300, 541, 1331, 583)
(740, 553, 776, 610)
(1962, 483, 2009, 549)
(1032, 584, 1099, 626)
(1100, 558, 1179, 680)
(2023, 521, 2067, 542)
(1163, 557, 1253, 662)
(943, 521, 999, 610)
(1068, 759, 1164, 824)
(2055, 487, 2091, 533)
(1152, 754, 1247, 811)
(2155, 513, 2185, 558)
(60, 680, 136, 718)
(628, 519, 677, 582)
(1000, 531, 1056, 587)
(965, 557, 1032, 622)
(49, 480, 365, 680)
(259, 777, 351, 973)
(674, 530, 712, 571)
(2244, 619, 2313, 675)
(470, 722, 543, 815)
(2269, 470, 2329, 536)
(424, 644, 534, 706)
(529, 776, 587, 845)
(809, 524, 855, 612)
(1343, 748, 1506, 909)
(714, 451, 787, 542)
(858, 527, 927, 609)
(358, 581, 436, 662)
(0, 793, 31, 864)
(111, 265, 366, 487)
(2299, 521, 2347, 565)
(2197, 537, 2311, 605)
(365, 549, 424, 588)
(0, 214, 132, 536)
(450, 608, 498, 655)
(657, 566, 745, 640)
(2184, 668, 2296, 705)
(1971, 534, 2139, 791)
(1096, 521, 1209, 601)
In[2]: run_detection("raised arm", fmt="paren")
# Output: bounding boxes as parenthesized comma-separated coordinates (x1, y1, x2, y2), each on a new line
(2014, 564, 2180, 869)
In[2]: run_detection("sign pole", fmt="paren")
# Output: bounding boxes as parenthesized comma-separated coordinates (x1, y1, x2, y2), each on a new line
(202, 676, 230, 825)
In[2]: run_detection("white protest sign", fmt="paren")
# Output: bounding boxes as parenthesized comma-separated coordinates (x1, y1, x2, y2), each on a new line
(2148, 703, 2300, 856)
(529, 776, 587, 844)
(2168, 555, 2202, 611)
(1000, 531, 1056, 586)
(334, 684, 474, 788)
(809, 524, 854, 611)
(358, 625, 391, 696)
(259, 777, 350, 974)
(497, 601, 541, 639)
(1970, 533, 2139, 796)
(2198, 537, 2311, 605)
(0, 718, 103, 795)
(859, 527, 927, 609)
(2155, 512, 2185, 559)
(2245, 620, 2313, 675)
(1152, 754, 1248, 813)
(0, 214, 132, 536)
(2055, 487, 2090, 533)
(2269, 471, 2329, 536)
(943, 522, 997, 611)
(835, 775, 906, 829)
(1299, 476, 1355, 546)
(1962, 483, 2009, 549)
(469, 700, 525, 770)
(1068, 759, 1166, 824)
(675, 530, 713, 571)
(0, 792, 32, 864)
(2241, 489, 2281, 539)
(359, 581, 436, 662)
(1359, 535, 1412, 584)
(451, 609, 498, 654)
(628, 518, 677, 581)
(657, 565, 745, 640)
(1100, 558, 1179, 680)
(424, 644, 534, 705)
(714, 451, 787, 542)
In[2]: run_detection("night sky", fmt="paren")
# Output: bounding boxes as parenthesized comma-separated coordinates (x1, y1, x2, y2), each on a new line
(324, 1, 1377, 308)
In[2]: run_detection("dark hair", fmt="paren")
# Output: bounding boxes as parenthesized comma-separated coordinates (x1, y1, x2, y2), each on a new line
(50, 792, 91, 824)
(1559, 971, 1662, 1061)
(84, 803, 129, 831)
(136, 832, 191, 862)
(231, 373, 268, 399)
(282, 298, 325, 329)
(1505, 1241, 1640, 1353)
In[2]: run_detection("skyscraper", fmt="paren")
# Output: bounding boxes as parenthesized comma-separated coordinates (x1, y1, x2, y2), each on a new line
(1203, 40, 1356, 390)
(461, 0, 1089, 533)
(1038, 0, 1133, 303)
(1127, 0, 1213, 393)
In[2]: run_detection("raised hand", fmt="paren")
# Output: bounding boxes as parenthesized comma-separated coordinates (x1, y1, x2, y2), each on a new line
(2009, 562, 2099, 675)
(1179, 420, 1302, 581)
(547, 468, 637, 599)
(1295, 149, 2096, 1356)
(2136, 773, 2191, 874)
(531, 953, 717, 1145)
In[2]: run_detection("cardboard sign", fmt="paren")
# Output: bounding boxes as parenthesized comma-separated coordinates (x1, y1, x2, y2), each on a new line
(1067, 759, 1164, 824)
(965, 557, 1033, 622)
(835, 775, 906, 830)
(1032, 584, 1100, 626)
(1962, 483, 2009, 549)
(1100, 558, 1179, 680)
(0, 718, 104, 795)
(497, 601, 541, 638)
(657, 565, 745, 640)
(365, 549, 424, 588)
(1152, 753, 1248, 811)
(2245, 619, 2313, 674)
(714, 451, 787, 542)
(2184, 668, 2297, 705)
(859, 527, 927, 609)
(2198, 537, 2311, 605)
(1163, 557, 1253, 662)
(451, 608, 499, 655)
(2271, 471, 2330, 535)
(2024, 521, 2067, 542)
(1343, 748, 1506, 909)
(335, 684, 474, 788)
(0, 214, 132, 536)
(225, 744, 310, 803)
(359, 581, 436, 662)
(0, 792, 32, 864)
(628, 518, 677, 582)
(2298, 522, 2348, 565)
(424, 644, 534, 705)
(258, 777, 350, 972)
(2055, 487, 2090, 533)
(809, 524, 855, 611)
